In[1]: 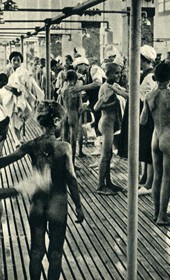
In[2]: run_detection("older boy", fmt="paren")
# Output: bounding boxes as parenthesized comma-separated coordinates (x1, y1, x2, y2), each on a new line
(94, 63, 123, 194)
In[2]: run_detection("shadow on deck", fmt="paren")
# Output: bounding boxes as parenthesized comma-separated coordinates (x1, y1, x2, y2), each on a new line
(0, 118, 169, 280)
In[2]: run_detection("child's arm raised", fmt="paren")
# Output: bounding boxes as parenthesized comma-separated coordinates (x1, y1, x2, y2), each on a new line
(65, 143, 84, 223)
(0, 144, 28, 169)
(94, 88, 117, 111)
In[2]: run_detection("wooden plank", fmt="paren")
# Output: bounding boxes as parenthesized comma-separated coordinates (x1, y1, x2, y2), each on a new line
(0, 118, 169, 280)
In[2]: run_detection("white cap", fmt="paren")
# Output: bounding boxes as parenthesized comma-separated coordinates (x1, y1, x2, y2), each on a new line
(73, 57, 89, 68)
(140, 45, 156, 62)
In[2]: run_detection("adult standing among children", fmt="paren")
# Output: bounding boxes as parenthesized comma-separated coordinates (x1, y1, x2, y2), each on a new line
(118, 45, 157, 194)
(2, 51, 44, 147)
(72, 56, 106, 137)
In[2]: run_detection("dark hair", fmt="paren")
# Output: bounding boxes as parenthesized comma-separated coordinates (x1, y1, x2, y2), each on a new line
(0, 73, 8, 88)
(105, 62, 121, 77)
(65, 55, 73, 63)
(50, 59, 58, 69)
(154, 62, 170, 82)
(66, 70, 77, 81)
(37, 101, 66, 128)
(9, 51, 23, 63)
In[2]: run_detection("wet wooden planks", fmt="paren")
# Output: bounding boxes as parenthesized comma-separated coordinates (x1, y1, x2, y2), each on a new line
(0, 118, 169, 280)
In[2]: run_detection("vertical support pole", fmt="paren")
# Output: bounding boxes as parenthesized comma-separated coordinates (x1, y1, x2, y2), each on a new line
(45, 21, 51, 100)
(9, 42, 12, 54)
(4, 44, 7, 66)
(20, 35, 26, 137)
(20, 35, 24, 56)
(127, 1, 141, 280)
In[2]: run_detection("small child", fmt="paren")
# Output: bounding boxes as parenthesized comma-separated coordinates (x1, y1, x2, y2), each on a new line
(0, 100, 84, 279)
(140, 62, 170, 225)
(62, 70, 82, 164)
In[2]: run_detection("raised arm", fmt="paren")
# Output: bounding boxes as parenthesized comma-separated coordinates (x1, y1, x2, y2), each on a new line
(0, 145, 28, 169)
(65, 144, 84, 223)
(94, 87, 116, 111)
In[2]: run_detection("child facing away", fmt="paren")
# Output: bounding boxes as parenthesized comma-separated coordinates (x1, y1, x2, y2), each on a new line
(140, 62, 170, 225)
(61, 69, 82, 164)
(0, 100, 84, 279)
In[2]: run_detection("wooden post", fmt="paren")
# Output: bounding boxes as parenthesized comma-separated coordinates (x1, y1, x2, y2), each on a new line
(45, 22, 51, 99)
(127, 0, 141, 280)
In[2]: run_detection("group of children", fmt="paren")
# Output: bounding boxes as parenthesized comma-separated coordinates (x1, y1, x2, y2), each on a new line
(0, 49, 170, 279)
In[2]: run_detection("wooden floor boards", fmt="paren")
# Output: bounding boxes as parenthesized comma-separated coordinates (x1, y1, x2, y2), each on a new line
(0, 118, 169, 280)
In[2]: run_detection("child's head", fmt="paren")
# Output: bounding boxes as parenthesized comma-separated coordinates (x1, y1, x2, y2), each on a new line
(154, 62, 170, 83)
(66, 70, 77, 85)
(105, 62, 122, 84)
(36, 101, 66, 136)
(9, 51, 23, 70)
(0, 73, 8, 88)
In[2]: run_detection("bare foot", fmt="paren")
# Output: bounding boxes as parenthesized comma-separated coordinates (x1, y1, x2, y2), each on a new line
(74, 164, 81, 171)
(106, 182, 123, 192)
(138, 186, 152, 196)
(153, 213, 158, 222)
(78, 152, 87, 158)
(156, 216, 170, 226)
(89, 161, 98, 168)
(96, 187, 117, 196)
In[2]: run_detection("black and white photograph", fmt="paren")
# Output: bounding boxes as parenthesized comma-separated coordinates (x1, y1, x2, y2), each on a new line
(0, 0, 169, 279)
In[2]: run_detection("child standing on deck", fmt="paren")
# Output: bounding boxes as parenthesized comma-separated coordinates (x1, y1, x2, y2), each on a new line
(94, 63, 124, 195)
(140, 63, 170, 225)
(0, 100, 84, 280)
(62, 70, 82, 165)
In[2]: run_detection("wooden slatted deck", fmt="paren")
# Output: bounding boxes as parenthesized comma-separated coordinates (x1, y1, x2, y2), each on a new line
(0, 118, 170, 280)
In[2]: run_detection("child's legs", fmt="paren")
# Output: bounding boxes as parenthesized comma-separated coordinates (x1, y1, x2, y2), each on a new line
(70, 124, 78, 163)
(152, 138, 163, 221)
(0, 140, 4, 156)
(144, 163, 153, 189)
(0, 201, 3, 222)
(99, 126, 113, 188)
(63, 119, 69, 142)
(48, 220, 67, 280)
(29, 200, 47, 280)
(157, 154, 170, 222)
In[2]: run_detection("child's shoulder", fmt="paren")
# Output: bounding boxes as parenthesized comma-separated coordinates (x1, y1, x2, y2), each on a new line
(54, 140, 71, 151)
(100, 81, 109, 90)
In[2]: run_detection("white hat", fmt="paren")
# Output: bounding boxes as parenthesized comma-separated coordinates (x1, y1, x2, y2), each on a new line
(73, 57, 89, 68)
(107, 50, 117, 58)
(140, 45, 156, 62)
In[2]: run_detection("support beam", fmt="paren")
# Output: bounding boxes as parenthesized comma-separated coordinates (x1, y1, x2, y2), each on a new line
(20, 35, 24, 56)
(45, 22, 51, 100)
(50, 0, 106, 25)
(127, 0, 141, 280)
